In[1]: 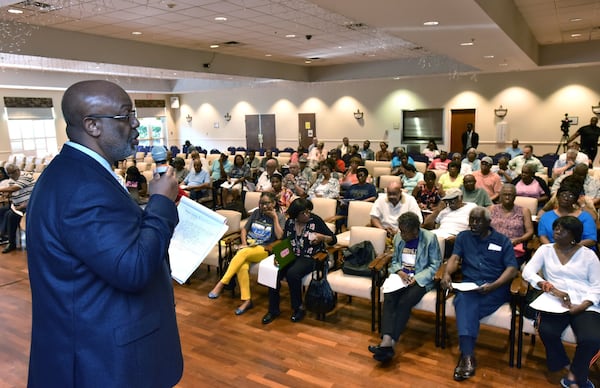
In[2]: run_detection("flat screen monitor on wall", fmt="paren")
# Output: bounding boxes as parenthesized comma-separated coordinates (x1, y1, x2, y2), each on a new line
(402, 108, 444, 143)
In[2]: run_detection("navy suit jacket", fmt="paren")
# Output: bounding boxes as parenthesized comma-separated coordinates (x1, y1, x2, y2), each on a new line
(27, 145, 183, 388)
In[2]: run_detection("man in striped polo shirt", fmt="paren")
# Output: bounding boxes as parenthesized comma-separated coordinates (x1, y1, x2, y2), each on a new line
(0, 164, 35, 253)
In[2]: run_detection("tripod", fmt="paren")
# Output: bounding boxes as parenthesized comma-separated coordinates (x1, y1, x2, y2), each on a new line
(555, 133, 570, 154)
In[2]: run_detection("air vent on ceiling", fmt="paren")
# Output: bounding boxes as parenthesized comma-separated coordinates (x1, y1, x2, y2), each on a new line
(345, 22, 368, 31)
(14, 0, 61, 12)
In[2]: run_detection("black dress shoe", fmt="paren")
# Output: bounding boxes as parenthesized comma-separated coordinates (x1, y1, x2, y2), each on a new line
(453, 354, 476, 381)
(262, 312, 280, 324)
(290, 309, 305, 322)
(2, 244, 16, 254)
(368, 344, 382, 354)
(372, 346, 395, 362)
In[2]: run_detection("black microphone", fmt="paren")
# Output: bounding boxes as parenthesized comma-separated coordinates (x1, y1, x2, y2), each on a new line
(151, 146, 168, 175)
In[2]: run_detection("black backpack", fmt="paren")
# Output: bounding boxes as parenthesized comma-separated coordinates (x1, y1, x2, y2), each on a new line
(341, 240, 377, 277)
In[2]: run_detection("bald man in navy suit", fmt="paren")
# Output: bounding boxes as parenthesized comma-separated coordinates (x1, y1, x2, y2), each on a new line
(26, 80, 183, 387)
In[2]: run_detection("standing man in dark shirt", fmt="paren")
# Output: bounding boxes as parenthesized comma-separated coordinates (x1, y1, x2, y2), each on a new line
(461, 123, 479, 155)
(569, 116, 600, 166)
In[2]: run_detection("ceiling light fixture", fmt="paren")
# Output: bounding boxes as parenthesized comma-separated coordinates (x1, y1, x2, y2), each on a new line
(265, 54, 272, 57)
(304, 60, 312, 64)
(423, 21, 439, 26)
(132, 31, 142, 35)
(483, 55, 494, 59)
(460, 39, 474, 46)
(285, 34, 296, 38)
(210, 44, 219, 48)
(8, 8, 23, 14)
(214, 16, 227, 21)
(570, 18, 583, 22)
(571, 33, 582, 38)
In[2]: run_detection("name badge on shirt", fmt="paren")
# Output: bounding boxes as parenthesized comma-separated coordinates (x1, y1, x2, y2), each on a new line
(488, 243, 502, 252)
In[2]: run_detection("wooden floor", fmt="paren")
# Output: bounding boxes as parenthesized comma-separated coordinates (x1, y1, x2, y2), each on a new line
(1, 247, 598, 388)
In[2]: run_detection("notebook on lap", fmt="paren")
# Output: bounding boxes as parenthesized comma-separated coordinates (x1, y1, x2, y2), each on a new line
(272, 238, 296, 269)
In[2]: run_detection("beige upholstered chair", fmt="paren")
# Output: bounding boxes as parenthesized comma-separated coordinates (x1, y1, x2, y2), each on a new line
(514, 196, 537, 216)
(364, 160, 392, 177)
(326, 226, 387, 331)
(372, 166, 392, 181)
(203, 210, 242, 272)
(335, 201, 374, 247)
(378, 175, 401, 190)
(310, 197, 337, 233)
(415, 161, 427, 173)
(240, 191, 262, 230)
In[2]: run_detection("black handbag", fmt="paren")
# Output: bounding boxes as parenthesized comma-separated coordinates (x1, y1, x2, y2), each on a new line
(341, 240, 376, 277)
(304, 265, 336, 314)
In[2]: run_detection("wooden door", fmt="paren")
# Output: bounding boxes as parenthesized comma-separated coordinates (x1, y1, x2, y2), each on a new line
(450, 109, 476, 154)
(245, 114, 276, 151)
(298, 113, 316, 149)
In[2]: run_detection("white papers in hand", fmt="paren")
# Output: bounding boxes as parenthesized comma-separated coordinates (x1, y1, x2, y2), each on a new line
(529, 292, 569, 314)
(169, 196, 228, 284)
(257, 254, 278, 288)
(451, 282, 480, 292)
(382, 273, 408, 294)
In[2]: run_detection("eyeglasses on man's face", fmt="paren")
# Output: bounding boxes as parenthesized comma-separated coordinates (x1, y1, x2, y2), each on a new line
(85, 109, 137, 124)
(259, 201, 273, 206)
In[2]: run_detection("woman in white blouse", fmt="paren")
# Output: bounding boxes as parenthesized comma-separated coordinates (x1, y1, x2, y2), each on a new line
(522, 216, 600, 388)
(308, 160, 340, 199)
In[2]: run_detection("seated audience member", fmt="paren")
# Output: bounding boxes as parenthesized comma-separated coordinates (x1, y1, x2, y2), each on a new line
(472, 156, 502, 202)
(460, 148, 481, 175)
(340, 156, 363, 190)
(0, 166, 9, 183)
(505, 139, 522, 159)
(211, 153, 232, 205)
(490, 184, 534, 264)
(561, 142, 589, 165)
(223, 154, 252, 204)
(400, 164, 423, 194)
(338, 136, 350, 157)
(259, 148, 274, 171)
(342, 144, 361, 167)
(172, 157, 189, 184)
(125, 166, 148, 204)
(552, 148, 578, 179)
(508, 144, 544, 175)
(441, 207, 518, 381)
(538, 179, 597, 250)
(298, 156, 314, 185)
(337, 167, 377, 230)
(270, 172, 294, 214)
(282, 162, 309, 198)
(413, 170, 443, 211)
(256, 158, 279, 192)
(438, 161, 464, 191)
(307, 142, 327, 170)
(370, 181, 422, 238)
(551, 164, 600, 207)
(428, 150, 451, 171)
(522, 216, 600, 388)
(422, 138, 440, 162)
(289, 145, 307, 165)
(422, 188, 477, 239)
(308, 137, 319, 153)
(359, 140, 375, 161)
(512, 163, 550, 208)
(263, 198, 337, 324)
(181, 159, 211, 201)
(328, 149, 346, 174)
(494, 156, 516, 184)
(209, 192, 285, 314)
(376, 141, 393, 162)
(0, 164, 35, 253)
(307, 160, 340, 199)
(461, 174, 492, 207)
(369, 212, 442, 363)
(391, 148, 415, 174)
(451, 152, 463, 165)
(245, 149, 261, 180)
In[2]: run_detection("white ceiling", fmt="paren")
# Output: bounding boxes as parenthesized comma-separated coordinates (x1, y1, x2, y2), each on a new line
(0, 0, 600, 90)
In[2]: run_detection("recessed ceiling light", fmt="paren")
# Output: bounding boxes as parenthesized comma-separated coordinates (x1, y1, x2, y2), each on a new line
(304, 59, 312, 64)
(337, 46, 342, 49)
(393, 76, 401, 80)
(423, 21, 439, 26)
(265, 54, 272, 57)
(8, 8, 23, 14)
(571, 33, 582, 38)
(210, 44, 219, 48)
(499, 62, 508, 67)
(483, 55, 495, 59)
(131, 31, 142, 35)
(214, 16, 227, 21)
(460, 41, 474, 46)
(285, 34, 296, 38)
(570, 17, 582, 22)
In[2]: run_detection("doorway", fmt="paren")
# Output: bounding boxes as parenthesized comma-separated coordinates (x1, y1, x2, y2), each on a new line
(450, 109, 476, 154)
(245, 114, 276, 151)
(298, 113, 316, 149)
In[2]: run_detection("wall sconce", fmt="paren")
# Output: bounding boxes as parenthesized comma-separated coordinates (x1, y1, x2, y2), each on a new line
(494, 105, 508, 118)
(185, 114, 192, 123)
(353, 109, 364, 120)
(224, 112, 231, 121)
(592, 102, 600, 115)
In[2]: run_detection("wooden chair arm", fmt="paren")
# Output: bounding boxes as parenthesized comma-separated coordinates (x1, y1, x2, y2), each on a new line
(313, 251, 329, 262)
(510, 273, 523, 295)
(221, 232, 241, 245)
(262, 240, 280, 253)
(326, 215, 344, 223)
(434, 261, 447, 282)
(369, 252, 393, 271)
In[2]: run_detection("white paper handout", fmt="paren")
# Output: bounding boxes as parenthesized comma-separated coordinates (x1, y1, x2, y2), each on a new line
(529, 292, 569, 314)
(451, 282, 480, 292)
(169, 196, 229, 284)
(382, 273, 409, 293)
(257, 254, 279, 289)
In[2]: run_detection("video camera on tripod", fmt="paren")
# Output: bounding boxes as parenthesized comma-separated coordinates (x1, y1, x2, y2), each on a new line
(561, 113, 571, 135)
